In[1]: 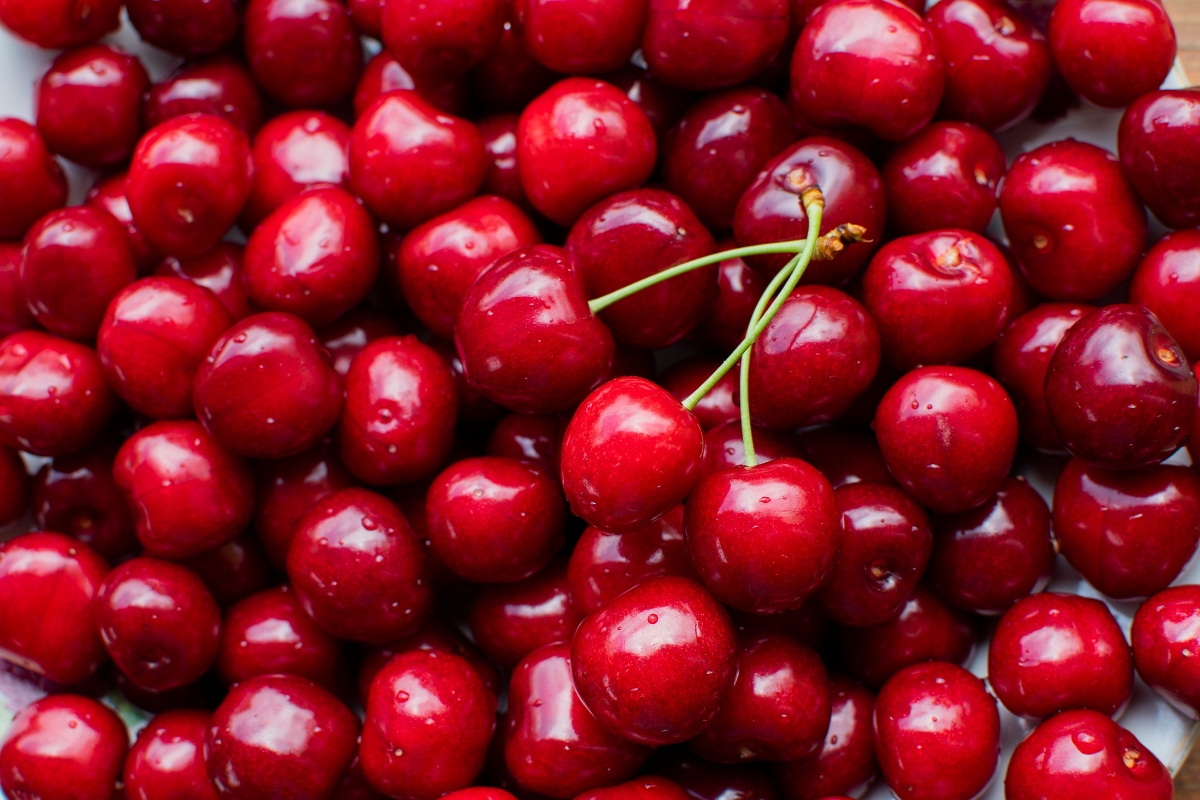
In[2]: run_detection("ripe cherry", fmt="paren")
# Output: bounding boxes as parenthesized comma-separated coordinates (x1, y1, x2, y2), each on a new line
(796, 427, 896, 489)
(124, 709, 220, 800)
(1119, 89, 1200, 230)
(486, 412, 563, 475)
(704, 250, 770, 352)
(0, 119, 67, 240)
(144, 56, 264, 138)
(382, 0, 505, 77)
(321, 306, 405, 378)
(358, 616, 503, 706)
(125, 0, 238, 55)
(31, 443, 135, 560)
(478, 114, 529, 209)
(1132, 584, 1200, 720)
(0, 0, 119, 48)
(699, 421, 802, 480)
(156, 242, 252, 321)
(652, 749, 781, 800)
(661, 359, 739, 432)
(469, 25, 558, 114)
(577, 776, 692, 800)
(1129, 229, 1200, 362)
(516, 0, 648, 74)
(468, 559, 578, 668)
(243, 0, 362, 108)
(241, 110, 351, 230)
(182, 531, 274, 608)
(0, 243, 33, 336)
(0, 445, 27, 527)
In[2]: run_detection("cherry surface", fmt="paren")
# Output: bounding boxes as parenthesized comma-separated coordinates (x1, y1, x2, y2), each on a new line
(0, 444, 27, 527)
(660, 360, 738, 432)
(796, 428, 896, 489)
(1119, 89, 1200, 230)
(577, 776, 693, 800)
(603, 63, 693, 139)
(517, 0, 647, 74)
(1130, 229, 1200, 362)
(771, 676, 878, 800)
(124, 709, 220, 800)
(0, 243, 33, 336)
(321, 307, 405, 378)
(0, 119, 66, 241)
(355, 52, 473, 119)
(358, 616, 503, 705)
(652, 748, 781, 800)
(382, 0, 504, 77)
(486, 412, 563, 475)
(243, 0, 362, 108)
(156, 242, 253, 321)
(469, 26, 558, 114)
(468, 559, 578, 667)
(704, 249, 770, 352)
(699, 421, 803, 480)
(30, 443, 134, 560)
(1132, 584, 1200, 720)
(181, 531, 274, 609)
(252, 444, 357, 569)
(477, 114, 528, 209)
(125, 0, 238, 55)
(241, 110, 351, 230)
(144, 56, 264, 138)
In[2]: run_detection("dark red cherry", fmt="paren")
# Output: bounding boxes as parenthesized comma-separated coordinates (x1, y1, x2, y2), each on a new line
(699, 421, 802, 481)
(469, 559, 578, 668)
(127, 113, 254, 259)
(32, 444, 135, 560)
(926, 0, 1052, 131)
(181, 531, 274, 608)
(1132, 585, 1200, 720)
(244, 0, 362, 108)
(207, 674, 359, 800)
(771, 676, 877, 800)
(567, 188, 716, 350)
(144, 56, 264, 138)
(577, 777, 693, 800)
(1119, 89, 1200, 230)
(428, 337, 505, 427)
(355, 49, 472, 118)
(478, 114, 530, 211)
(0, 445, 28, 527)
(347, 0, 383, 37)
(733, 137, 886, 286)
(0, 243, 33, 336)
(704, 250, 769, 352)
(125, 0, 238, 55)
(0, 330, 118, 456)
(156, 242, 252, 321)
(0, 119, 67, 240)
(873, 662, 1000, 800)
(357, 616, 503, 706)
(361, 649, 497, 799)
(241, 110, 351, 230)
(0, 694, 127, 800)
(660, 359, 738, 432)
(517, 78, 657, 226)
(602, 63, 693, 140)
(456, 244, 615, 414)
(21, 205, 137, 340)
(469, 25, 558, 114)
(652, 749, 781, 800)
(97, 276, 233, 419)
(217, 585, 344, 691)
(1005, 710, 1173, 800)
(517, 0, 647, 74)
(571, 576, 737, 745)
(124, 709, 220, 800)
(320, 307, 405, 378)
(796, 428, 896, 489)
(382, 0, 504, 77)
(561, 376, 704, 532)
(998, 140, 1147, 301)
(1053, 458, 1200, 599)
(35, 44, 148, 169)
(487, 412, 562, 475)
(1130, 230, 1200, 362)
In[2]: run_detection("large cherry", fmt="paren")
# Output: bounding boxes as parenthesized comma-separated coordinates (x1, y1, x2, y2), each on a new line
(243, 0, 362, 108)
(1119, 89, 1200, 230)
(1130, 229, 1200, 362)
(771, 676, 878, 800)
(0, 119, 67, 240)
(382, 0, 504, 77)
(143, 55, 264, 137)
(358, 616, 503, 706)
(1132, 585, 1200, 720)
(469, 559, 578, 668)
(517, 0, 647, 74)
(241, 110, 351, 229)
(124, 709, 220, 800)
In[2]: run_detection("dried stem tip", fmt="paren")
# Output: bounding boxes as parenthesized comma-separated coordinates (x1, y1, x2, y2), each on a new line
(799, 185, 825, 211)
(813, 223, 869, 261)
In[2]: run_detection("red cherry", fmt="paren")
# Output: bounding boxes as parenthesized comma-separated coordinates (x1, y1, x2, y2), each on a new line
(0, 444, 28, 527)
(124, 709, 220, 800)
(653, 749, 780, 800)
(469, 559, 579, 668)
(356, 51, 473, 118)
(127, 113, 254, 259)
(517, 78, 657, 226)
(1121, 90, 1200, 233)
(478, 114, 530, 211)
(576, 777, 692, 800)
(517, 0, 647, 74)
(361, 649, 497, 800)
(1130, 230, 1200, 362)
(31, 443, 135, 560)
(1132, 584, 1200, 720)
(181, 531, 274, 608)
(469, 25, 558, 114)
(601, 63, 693, 140)
(125, 0, 238, 55)
(998, 140, 1147, 301)
(348, 0, 384, 37)
(487, 412, 563, 476)
(357, 616, 503, 706)
(660, 359, 738, 432)
(0, 0, 119, 47)
(771, 676, 878, 800)
(427, 337, 505, 427)
(0, 243, 34, 336)
(320, 307, 405, 378)
(241, 110, 351, 230)
(704, 250, 769, 352)
(0, 694, 127, 800)
(699, 420, 802, 480)
(244, 0, 362, 108)
(382, 0, 505, 77)
(144, 56, 264, 138)
(796, 428, 896, 489)
(0, 119, 67, 241)
(156, 242, 252, 321)
(254, 444, 358, 569)
(206, 674, 360, 800)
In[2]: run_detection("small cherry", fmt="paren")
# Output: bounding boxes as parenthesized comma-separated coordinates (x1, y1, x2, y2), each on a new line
(31, 443, 136, 560)
(243, 0, 362, 108)
(602, 63, 693, 139)
(469, 559, 579, 668)
(125, 0, 238, 55)
(1132, 584, 1200, 720)
(486, 412, 563, 475)
(1119, 89, 1200, 230)
(357, 616, 503, 706)
(771, 676, 878, 800)
(321, 307, 405, 378)
(468, 25, 558, 114)
(181, 531, 274, 608)
(704, 250, 770, 352)
(0, 444, 27, 527)
(477, 114, 529, 209)
(0, 119, 67, 240)
(124, 709, 220, 800)
(576, 776, 692, 800)
(156, 242, 252, 321)
(1129, 229, 1200, 361)
(699, 421, 802, 480)
(516, 0, 648, 74)
(0, 243, 33, 336)
(660, 359, 738, 432)
(355, 47, 472, 118)
(144, 56, 264, 138)
(241, 110, 351, 230)
(382, 0, 505, 77)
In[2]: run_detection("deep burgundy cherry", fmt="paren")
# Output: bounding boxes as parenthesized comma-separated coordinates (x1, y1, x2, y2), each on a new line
(320, 307, 404, 378)
(517, 78, 658, 226)
(207, 673, 360, 800)
(0, 444, 27, 527)
(567, 188, 717, 349)
(97, 276, 233, 419)
(733, 137, 886, 286)
(125, 0, 238, 55)
(577, 777, 693, 800)
(652, 748, 781, 800)
(468, 558, 577, 668)
(873, 662, 1000, 800)
(517, 0, 647, 74)
(1119, 89, 1200, 230)
(125, 709, 220, 800)
(486, 412, 562, 475)
(383, 0, 504, 77)
(660, 359, 738, 432)
(998, 140, 1148, 301)
(1005, 710, 1173, 800)
(360, 649, 498, 800)
(771, 676, 878, 800)
(0, 532, 108, 684)
(505, 641, 652, 797)
(699, 421, 802, 480)
(31, 443, 135, 560)
(217, 585, 344, 691)
(0, 243, 33, 336)
(991, 302, 1095, 453)
(144, 56, 265, 138)
(561, 377, 705, 532)
(704, 251, 770, 352)
(874, 366, 1018, 514)
(35, 44, 148, 169)
(0, 330, 118, 456)
(880, 123, 1007, 235)
(243, 0, 362, 108)
(194, 311, 344, 459)
(127, 113, 254, 259)
(0, 119, 67, 240)
(1130, 230, 1200, 362)
(241, 110, 351, 230)
(356, 50, 472, 117)
(358, 616, 503, 705)
(470, 24, 558, 113)
(477, 114, 530, 211)
(797, 427, 896, 489)
(571, 576, 737, 745)
(156, 242, 252, 321)
(1132, 585, 1200, 719)
(1053, 457, 1200, 599)
(21, 205, 137, 340)
(182, 531, 274, 608)
(0, 694, 127, 800)
(926, 0, 1052, 131)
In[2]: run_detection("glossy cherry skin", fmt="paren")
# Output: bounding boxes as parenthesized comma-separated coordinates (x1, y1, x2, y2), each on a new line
(1130, 230, 1200, 364)
(206, 673, 359, 800)
(567, 188, 716, 349)
(797, 428, 896, 489)
(30, 443, 135, 560)
(361, 649, 498, 800)
(144, 56, 264, 139)
(1119, 90, 1200, 230)
(0, 243, 33, 336)
(517, 78, 658, 226)
(0, 532, 108, 684)
(397, 195, 541, 339)
(156, 243, 252, 321)
(660, 360, 738, 432)
(1053, 458, 1200, 599)
(217, 585, 344, 691)
(383, 0, 504, 77)
(561, 377, 705, 532)
(0, 330, 118, 456)
(477, 114, 529, 210)
(243, 0, 362, 108)
(1132, 585, 1200, 719)
(21, 205, 137, 340)
(699, 421, 802, 480)
(0, 694, 127, 800)
(320, 307, 404, 378)
(350, 92, 487, 230)
(35, 44, 148, 169)
(358, 616, 503, 705)
(97, 276, 233, 419)
(125, 0, 237, 55)
(602, 63, 692, 140)
(241, 111, 350, 230)
(643, 0, 788, 91)
(926, 0, 1051, 131)
(469, 559, 578, 668)
(771, 676, 877, 800)
(577, 777, 695, 800)
(733, 137, 886, 285)
(487, 412, 562, 475)
(253, 443, 358, 568)
(127, 114, 254, 259)
(124, 709, 220, 800)
(516, 0, 647, 74)
(114, 420, 254, 559)
(1005, 710, 1173, 800)
(356, 50, 472, 118)
(456, 245, 615, 414)
(998, 140, 1147, 301)
(182, 531, 274, 608)
(704, 251, 770, 352)
(194, 312, 344, 459)
(873, 662, 1000, 800)
(0, 119, 67, 241)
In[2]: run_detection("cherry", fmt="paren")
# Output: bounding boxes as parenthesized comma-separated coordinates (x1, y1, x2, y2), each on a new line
(0, 0, 119, 47)
(0, 330, 118, 457)
(144, 56, 265, 138)
(517, 78, 658, 226)
(873, 662, 1000, 800)
(880, 122, 1006, 235)
(0, 444, 27, 527)
(515, 0, 646, 74)
(361, 649, 497, 799)
(652, 749, 781, 800)
(125, 709, 220, 800)
(567, 188, 717, 349)
(771, 676, 878, 800)
(660, 360, 738, 432)
(699, 420, 802, 480)
(562, 377, 704, 532)
(602, 63, 693, 140)
(1005, 710, 1173, 800)
(182, 531, 274, 608)
(578, 777, 693, 800)
(456, 245, 615, 414)
(429, 337, 505, 427)
(216, 585, 344, 691)
(1132, 585, 1200, 720)
(241, 111, 351, 231)
(127, 113, 254, 259)
(469, 25, 558, 114)
(207, 673, 359, 800)
(643, 0, 788, 91)
(125, 0, 238, 55)
(0, 120, 66, 241)
(998, 140, 1147, 301)
(21, 205, 137, 340)
(0, 694, 127, 800)
(469, 559, 579, 668)
(926, 0, 1052, 131)
(1053, 458, 1200, 599)
(796, 428, 896, 489)
(244, 0, 362, 108)
(487, 412, 563, 475)
(347, 0, 383, 37)
(156, 243, 252, 321)
(35, 44, 148, 169)
(383, 0, 504, 77)
(1130, 230, 1200, 363)
(356, 50, 472, 119)
(704, 250, 769, 352)
(358, 617, 503, 705)
(571, 576, 737, 745)
(321, 307, 405, 378)
(478, 114, 530, 211)
(0, 243, 33, 336)
(1119, 89, 1200, 230)
(83, 174, 161, 274)
(30, 443, 135, 560)
(733, 137, 886, 286)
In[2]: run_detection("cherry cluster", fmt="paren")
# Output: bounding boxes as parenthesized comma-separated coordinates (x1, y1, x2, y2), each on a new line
(0, 0, 1196, 798)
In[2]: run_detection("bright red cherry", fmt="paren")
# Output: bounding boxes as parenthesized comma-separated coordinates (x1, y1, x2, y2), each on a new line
(486, 412, 562, 475)
(1130, 230, 1200, 362)
(182, 531, 274, 608)
(699, 421, 802, 480)
(517, 0, 647, 74)
(771, 676, 878, 800)
(355, 48, 472, 118)
(125, 709, 220, 800)
(1132, 585, 1200, 720)
(383, 0, 504, 76)
(241, 110, 350, 230)
(125, 0, 238, 55)
(576, 777, 693, 800)
(602, 63, 692, 139)
(144, 56, 264, 138)
(660, 360, 738, 432)
(243, 0, 362, 108)
(156, 242, 252, 321)
(796, 427, 896, 489)
(321, 307, 405, 378)
(0, 243, 33, 336)
(0, 119, 67, 240)
(0, 0, 119, 47)
(469, 559, 578, 668)
(1119, 89, 1200, 230)
(31, 443, 136, 561)
(357, 616, 503, 706)
(704, 251, 770, 352)
(477, 114, 529, 210)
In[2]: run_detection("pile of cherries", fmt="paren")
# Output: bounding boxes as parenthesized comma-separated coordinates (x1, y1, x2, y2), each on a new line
(0, 0, 1197, 796)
